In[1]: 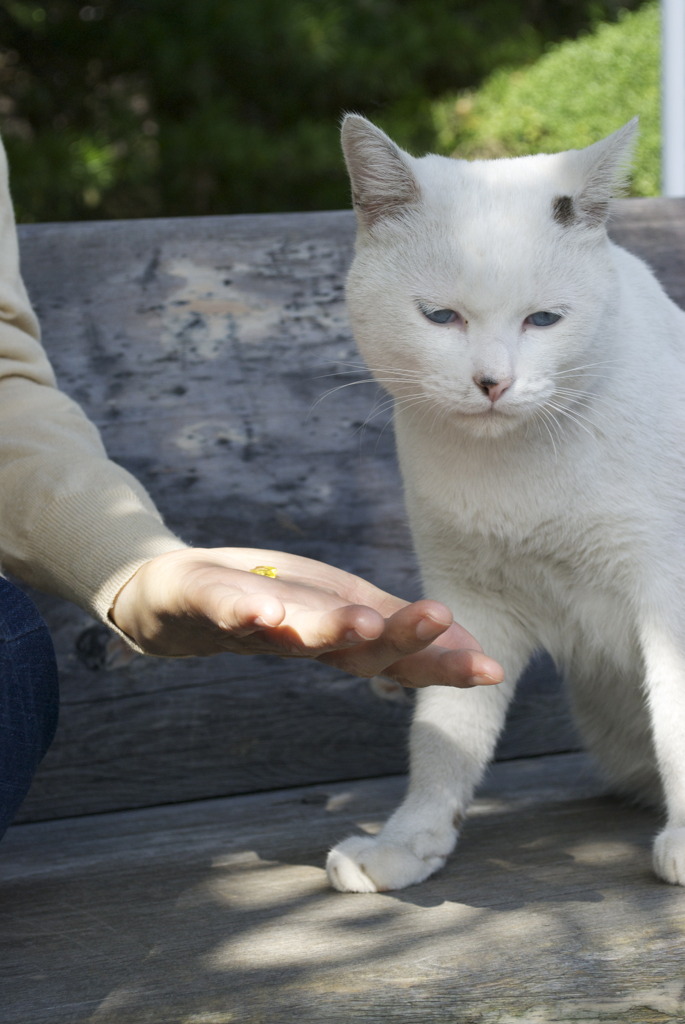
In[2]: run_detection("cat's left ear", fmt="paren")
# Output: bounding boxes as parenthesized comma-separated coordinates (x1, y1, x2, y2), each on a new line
(341, 114, 420, 230)
(565, 118, 639, 227)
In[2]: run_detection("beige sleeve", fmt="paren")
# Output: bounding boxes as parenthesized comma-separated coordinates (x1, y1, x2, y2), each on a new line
(0, 135, 186, 630)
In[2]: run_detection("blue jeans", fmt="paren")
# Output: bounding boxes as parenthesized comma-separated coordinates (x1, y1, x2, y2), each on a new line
(0, 576, 59, 838)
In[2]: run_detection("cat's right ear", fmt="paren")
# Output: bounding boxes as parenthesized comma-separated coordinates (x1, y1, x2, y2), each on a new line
(341, 114, 420, 230)
(569, 118, 639, 227)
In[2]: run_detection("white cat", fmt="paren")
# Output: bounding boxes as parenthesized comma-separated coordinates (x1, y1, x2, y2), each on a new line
(326, 114, 685, 893)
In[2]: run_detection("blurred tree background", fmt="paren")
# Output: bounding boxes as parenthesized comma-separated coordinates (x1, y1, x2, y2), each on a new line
(0, 0, 654, 223)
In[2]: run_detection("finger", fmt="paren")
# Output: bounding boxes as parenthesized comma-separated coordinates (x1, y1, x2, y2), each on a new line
(214, 591, 287, 637)
(382, 599, 456, 652)
(264, 603, 387, 655)
(317, 601, 457, 677)
(382, 646, 505, 689)
(373, 603, 503, 686)
(211, 595, 388, 656)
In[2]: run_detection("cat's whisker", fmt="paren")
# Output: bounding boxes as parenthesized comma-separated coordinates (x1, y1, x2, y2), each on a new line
(315, 359, 419, 378)
(549, 384, 617, 431)
(531, 412, 555, 456)
(535, 407, 563, 457)
(552, 388, 599, 410)
(355, 406, 396, 453)
(369, 372, 425, 382)
(551, 359, 619, 378)
(311, 364, 367, 379)
(315, 371, 436, 450)
(307, 379, 379, 419)
(356, 391, 436, 448)
(549, 389, 612, 423)
(358, 399, 398, 435)
(423, 398, 449, 438)
(312, 360, 423, 383)
(394, 394, 445, 435)
(393, 395, 435, 418)
(545, 399, 601, 442)
(551, 368, 614, 380)
(322, 363, 428, 389)
(553, 384, 596, 397)
(309, 373, 425, 421)
(538, 411, 559, 456)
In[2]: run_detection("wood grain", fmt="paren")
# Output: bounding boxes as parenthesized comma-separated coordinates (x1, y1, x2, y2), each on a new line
(3, 752, 683, 1024)
(13, 199, 685, 821)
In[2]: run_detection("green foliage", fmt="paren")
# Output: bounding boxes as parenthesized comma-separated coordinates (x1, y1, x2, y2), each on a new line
(432, 0, 660, 196)
(0, 0, 650, 221)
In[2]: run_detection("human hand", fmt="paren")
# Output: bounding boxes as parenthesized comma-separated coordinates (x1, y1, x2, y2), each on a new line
(110, 547, 504, 688)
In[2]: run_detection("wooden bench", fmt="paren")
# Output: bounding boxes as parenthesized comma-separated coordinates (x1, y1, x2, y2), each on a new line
(3, 199, 685, 1023)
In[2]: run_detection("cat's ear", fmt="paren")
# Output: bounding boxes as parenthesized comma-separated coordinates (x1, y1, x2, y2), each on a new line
(565, 118, 639, 227)
(341, 114, 420, 229)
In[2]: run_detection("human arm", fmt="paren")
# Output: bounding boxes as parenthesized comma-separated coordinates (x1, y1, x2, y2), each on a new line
(0, 135, 502, 687)
(0, 134, 190, 622)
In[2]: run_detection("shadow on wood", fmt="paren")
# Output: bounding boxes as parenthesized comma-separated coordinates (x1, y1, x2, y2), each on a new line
(3, 754, 684, 1024)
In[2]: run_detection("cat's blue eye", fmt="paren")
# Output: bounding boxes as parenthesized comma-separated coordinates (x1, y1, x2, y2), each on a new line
(526, 311, 562, 327)
(420, 306, 461, 325)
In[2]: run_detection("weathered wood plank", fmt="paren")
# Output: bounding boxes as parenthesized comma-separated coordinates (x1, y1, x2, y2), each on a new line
(3, 752, 684, 1024)
(14, 199, 684, 820)
(609, 197, 685, 304)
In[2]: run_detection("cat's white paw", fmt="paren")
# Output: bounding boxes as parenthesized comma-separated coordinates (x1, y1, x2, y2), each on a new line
(653, 826, 685, 886)
(326, 833, 450, 893)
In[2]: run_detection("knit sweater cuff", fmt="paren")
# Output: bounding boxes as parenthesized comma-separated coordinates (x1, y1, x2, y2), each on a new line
(28, 484, 187, 649)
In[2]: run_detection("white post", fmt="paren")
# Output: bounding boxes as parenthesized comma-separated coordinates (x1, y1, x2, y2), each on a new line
(662, 0, 685, 196)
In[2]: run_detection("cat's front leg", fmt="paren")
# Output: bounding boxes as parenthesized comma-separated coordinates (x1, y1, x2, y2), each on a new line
(327, 683, 516, 893)
(640, 615, 685, 886)
(327, 620, 531, 893)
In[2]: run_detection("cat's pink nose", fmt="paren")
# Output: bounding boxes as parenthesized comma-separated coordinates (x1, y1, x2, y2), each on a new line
(474, 376, 513, 403)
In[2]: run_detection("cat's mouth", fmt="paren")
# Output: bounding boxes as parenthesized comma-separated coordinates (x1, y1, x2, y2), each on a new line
(467, 399, 519, 419)
(450, 405, 521, 436)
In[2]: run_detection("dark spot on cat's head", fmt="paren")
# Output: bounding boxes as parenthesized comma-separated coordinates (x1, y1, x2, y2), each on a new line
(581, 199, 610, 225)
(552, 195, 575, 226)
